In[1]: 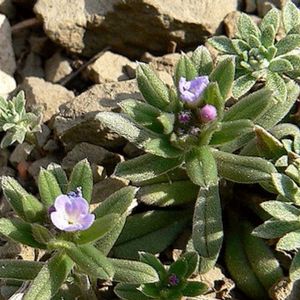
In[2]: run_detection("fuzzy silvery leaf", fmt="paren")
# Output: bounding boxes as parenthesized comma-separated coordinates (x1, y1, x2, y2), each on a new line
(275, 34, 300, 56)
(191, 46, 213, 75)
(182, 281, 208, 297)
(109, 258, 159, 284)
(272, 173, 300, 204)
(248, 35, 261, 48)
(38, 168, 62, 208)
(283, 0, 300, 33)
(261, 25, 276, 48)
(68, 159, 93, 202)
(115, 153, 183, 182)
(114, 283, 149, 300)
(193, 184, 223, 273)
(269, 58, 294, 73)
(286, 164, 300, 186)
(168, 259, 188, 278)
(283, 53, 300, 77)
(237, 13, 260, 41)
(260, 7, 280, 33)
(213, 150, 276, 184)
(46, 163, 68, 194)
(136, 63, 170, 110)
(276, 230, 300, 251)
(31, 224, 54, 245)
(2, 176, 44, 222)
(260, 201, 300, 221)
(209, 57, 235, 100)
(24, 252, 73, 300)
(232, 74, 256, 99)
(242, 221, 283, 291)
(139, 252, 167, 280)
(208, 36, 235, 54)
(0, 260, 43, 281)
(174, 54, 198, 85)
(113, 210, 190, 259)
(178, 252, 199, 278)
(137, 180, 198, 207)
(265, 71, 287, 102)
(252, 218, 300, 239)
(223, 88, 273, 122)
(156, 112, 175, 135)
(210, 119, 254, 146)
(232, 39, 249, 54)
(225, 219, 268, 300)
(290, 250, 300, 281)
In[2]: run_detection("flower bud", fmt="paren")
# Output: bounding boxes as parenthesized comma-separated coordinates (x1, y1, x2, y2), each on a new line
(199, 104, 217, 123)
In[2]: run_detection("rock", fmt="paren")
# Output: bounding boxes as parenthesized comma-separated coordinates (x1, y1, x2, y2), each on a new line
(45, 52, 72, 83)
(20, 76, 74, 122)
(61, 142, 120, 172)
(245, 0, 256, 13)
(27, 155, 58, 180)
(9, 142, 34, 165)
(34, 0, 238, 57)
(0, 0, 15, 18)
(123, 142, 144, 158)
(91, 164, 106, 183)
(0, 13, 16, 75)
(257, 1, 300, 17)
(53, 80, 143, 149)
(92, 177, 129, 204)
(20, 52, 45, 79)
(0, 69, 16, 98)
(86, 51, 135, 84)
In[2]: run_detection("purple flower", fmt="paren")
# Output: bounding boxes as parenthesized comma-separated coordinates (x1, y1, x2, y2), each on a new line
(199, 104, 217, 123)
(168, 274, 180, 286)
(50, 189, 95, 232)
(178, 111, 192, 124)
(178, 76, 209, 106)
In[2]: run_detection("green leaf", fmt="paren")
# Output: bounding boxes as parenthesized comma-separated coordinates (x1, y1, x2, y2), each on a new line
(283, 0, 300, 33)
(109, 258, 159, 284)
(0, 260, 43, 281)
(266, 72, 287, 102)
(0, 218, 45, 249)
(232, 74, 256, 99)
(210, 120, 254, 146)
(174, 55, 198, 85)
(93, 186, 138, 218)
(208, 36, 235, 54)
(182, 281, 208, 297)
(114, 153, 183, 182)
(2, 176, 44, 222)
(66, 244, 114, 280)
(242, 221, 283, 291)
(191, 46, 213, 75)
(114, 283, 150, 300)
(24, 252, 73, 300)
(46, 163, 68, 194)
(290, 250, 300, 281)
(260, 7, 280, 33)
(168, 259, 188, 278)
(139, 283, 160, 298)
(76, 213, 120, 244)
(209, 57, 235, 100)
(179, 252, 199, 278)
(261, 25, 276, 48)
(201, 82, 224, 118)
(283, 54, 300, 77)
(232, 39, 250, 54)
(261, 201, 300, 221)
(32, 224, 54, 245)
(139, 252, 167, 280)
(272, 173, 300, 204)
(275, 34, 300, 56)
(136, 63, 170, 110)
(185, 146, 218, 188)
(269, 58, 293, 72)
(193, 184, 223, 273)
(119, 99, 163, 133)
(138, 180, 198, 207)
(38, 169, 62, 208)
(276, 230, 300, 251)
(113, 210, 190, 259)
(212, 150, 276, 183)
(223, 88, 273, 122)
(237, 13, 260, 41)
(252, 219, 300, 239)
(68, 159, 93, 202)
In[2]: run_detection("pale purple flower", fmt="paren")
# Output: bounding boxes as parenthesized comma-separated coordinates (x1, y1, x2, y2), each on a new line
(50, 188, 95, 232)
(199, 104, 217, 123)
(178, 76, 209, 106)
(178, 111, 192, 124)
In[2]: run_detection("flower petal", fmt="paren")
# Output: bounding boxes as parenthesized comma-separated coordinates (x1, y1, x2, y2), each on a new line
(53, 195, 71, 213)
(50, 211, 69, 231)
(79, 213, 95, 231)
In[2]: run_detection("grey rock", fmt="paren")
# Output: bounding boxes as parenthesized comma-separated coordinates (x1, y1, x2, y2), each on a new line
(34, 0, 238, 57)
(20, 76, 74, 122)
(0, 0, 15, 18)
(45, 52, 72, 83)
(0, 69, 16, 98)
(9, 142, 34, 165)
(85, 51, 136, 84)
(61, 142, 120, 172)
(54, 80, 143, 149)
(0, 14, 16, 75)
(27, 155, 58, 180)
(20, 52, 45, 79)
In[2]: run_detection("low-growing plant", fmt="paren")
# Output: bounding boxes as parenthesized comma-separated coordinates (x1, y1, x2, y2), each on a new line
(0, 160, 160, 299)
(209, 0, 300, 100)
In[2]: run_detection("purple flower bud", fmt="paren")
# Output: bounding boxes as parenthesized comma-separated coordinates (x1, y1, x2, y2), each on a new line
(50, 190, 95, 232)
(199, 104, 217, 123)
(178, 111, 191, 124)
(178, 76, 209, 106)
(168, 274, 180, 286)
